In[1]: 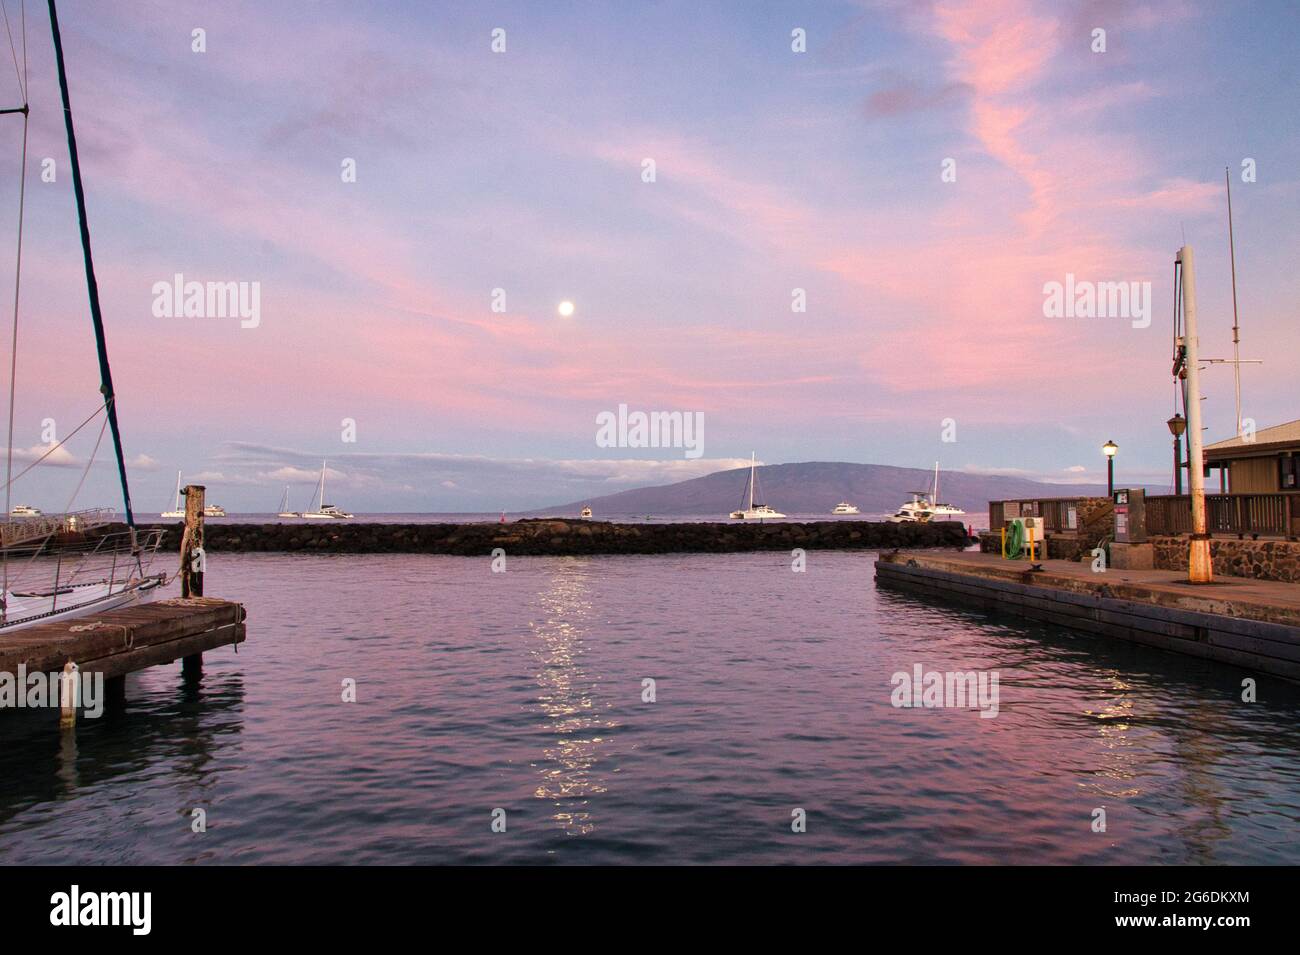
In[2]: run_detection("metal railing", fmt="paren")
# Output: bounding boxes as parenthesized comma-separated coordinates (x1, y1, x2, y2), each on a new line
(1146, 493, 1299, 538)
(0, 507, 116, 547)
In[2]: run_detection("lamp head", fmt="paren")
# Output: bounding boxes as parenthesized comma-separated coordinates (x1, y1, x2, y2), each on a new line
(1166, 414, 1186, 438)
(1102, 440, 1119, 458)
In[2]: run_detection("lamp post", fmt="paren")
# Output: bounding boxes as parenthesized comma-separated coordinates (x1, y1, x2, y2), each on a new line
(1103, 440, 1118, 496)
(1167, 413, 1186, 496)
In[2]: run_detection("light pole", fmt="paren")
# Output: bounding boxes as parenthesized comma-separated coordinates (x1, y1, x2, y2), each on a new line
(1103, 440, 1118, 496)
(1167, 414, 1186, 496)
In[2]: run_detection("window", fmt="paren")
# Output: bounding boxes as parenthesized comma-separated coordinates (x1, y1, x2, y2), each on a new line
(1281, 454, 1299, 490)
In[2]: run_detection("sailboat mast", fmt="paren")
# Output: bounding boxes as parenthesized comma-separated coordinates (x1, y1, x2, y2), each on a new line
(173, 470, 181, 511)
(320, 460, 326, 508)
(48, 0, 137, 536)
(749, 452, 755, 510)
(1225, 166, 1243, 436)
(933, 461, 939, 503)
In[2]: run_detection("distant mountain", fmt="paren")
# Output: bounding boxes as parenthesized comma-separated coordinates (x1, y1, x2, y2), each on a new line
(536, 461, 1108, 517)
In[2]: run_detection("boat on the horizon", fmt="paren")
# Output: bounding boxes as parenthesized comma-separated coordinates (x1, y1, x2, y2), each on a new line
(580, 505, 592, 519)
(887, 462, 966, 523)
(9, 504, 42, 517)
(277, 486, 300, 518)
(729, 453, 786, 520)
(301, 460, 354, 519)
(204, 504, 227, 518)
(831, 502, 859, 515)
(161, 470, 185, 518)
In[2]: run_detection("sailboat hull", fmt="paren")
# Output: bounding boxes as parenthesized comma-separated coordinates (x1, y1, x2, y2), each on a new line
(1, 575, 165, 633)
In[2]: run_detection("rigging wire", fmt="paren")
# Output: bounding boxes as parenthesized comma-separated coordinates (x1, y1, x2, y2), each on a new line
(0, 0, 26, 102)
(0, 400, 106, 493)
(1, 0, 26, 603)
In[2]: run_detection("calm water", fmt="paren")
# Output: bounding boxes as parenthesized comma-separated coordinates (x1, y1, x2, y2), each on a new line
(1, 551, 1297, 865)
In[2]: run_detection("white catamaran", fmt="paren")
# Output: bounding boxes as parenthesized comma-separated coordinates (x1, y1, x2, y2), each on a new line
(1, 1, 165, 632)
(887, 462, 967, 523)
(301, 461, 353, 519)
(729, 453, 786, 520)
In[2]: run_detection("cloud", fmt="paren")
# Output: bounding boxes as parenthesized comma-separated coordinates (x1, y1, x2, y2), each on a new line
(260, 465, 339, 484)
(864, 78, 973, 117)
(128, 453, 160, 470)
(11, 444, 80, 468)
(205, 442, 754, 509)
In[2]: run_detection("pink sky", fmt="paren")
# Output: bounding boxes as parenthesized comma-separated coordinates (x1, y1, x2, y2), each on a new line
(0, 0, 1296, 511)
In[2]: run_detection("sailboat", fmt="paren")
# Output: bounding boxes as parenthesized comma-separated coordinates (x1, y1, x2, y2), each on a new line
(729, 453, 786, 520)
(888, 462, 966, 523)
(277, 486, 300, 518)
(1, 1, 164, 632)
(161, 470, 185, 518)
(301, 461, 353, 519)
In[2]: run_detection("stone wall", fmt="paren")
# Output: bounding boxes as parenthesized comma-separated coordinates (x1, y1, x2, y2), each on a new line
(86, 519, 970, 557)
(1151, 535, 1300, 583)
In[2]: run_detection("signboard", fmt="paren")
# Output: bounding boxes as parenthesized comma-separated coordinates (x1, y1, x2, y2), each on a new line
(1112, 488, 1146, 543)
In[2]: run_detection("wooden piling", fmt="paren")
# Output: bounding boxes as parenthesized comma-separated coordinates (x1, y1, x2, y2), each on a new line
(180, 485, 205, 677)
(59, 660, 77, 728)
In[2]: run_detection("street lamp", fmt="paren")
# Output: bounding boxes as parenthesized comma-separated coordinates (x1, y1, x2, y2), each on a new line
(1166, 414, 1186, 496)
(1102, 440, 1118, 496)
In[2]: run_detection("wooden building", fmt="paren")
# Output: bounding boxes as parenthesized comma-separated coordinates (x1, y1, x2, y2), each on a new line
(1203, 419, 1300, 493)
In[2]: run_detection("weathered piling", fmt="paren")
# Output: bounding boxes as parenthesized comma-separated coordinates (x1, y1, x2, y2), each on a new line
(180, 485, 205, 677)
(88, 518, 970, 557)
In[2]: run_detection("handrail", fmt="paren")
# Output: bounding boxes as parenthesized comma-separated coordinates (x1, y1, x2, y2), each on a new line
(1147, 492, 1300, 538)
(0, 507, 116, 546)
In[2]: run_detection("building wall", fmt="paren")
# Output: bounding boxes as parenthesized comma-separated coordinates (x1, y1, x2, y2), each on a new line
(1228, 456, 1278, 493)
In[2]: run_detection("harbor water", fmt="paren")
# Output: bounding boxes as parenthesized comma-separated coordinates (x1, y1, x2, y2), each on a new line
(1, 550, 1297, 864)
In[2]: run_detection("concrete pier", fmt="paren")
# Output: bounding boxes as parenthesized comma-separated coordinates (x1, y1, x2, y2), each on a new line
(875, 550, 1300, 680)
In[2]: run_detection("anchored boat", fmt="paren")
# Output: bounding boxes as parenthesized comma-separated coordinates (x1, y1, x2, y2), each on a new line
(887, 462, 966, 523)
(161, 470, 185, 518)
(277, 486, 300, 518)
(729, 453, 786, 520)
(301, 461, 353, 519)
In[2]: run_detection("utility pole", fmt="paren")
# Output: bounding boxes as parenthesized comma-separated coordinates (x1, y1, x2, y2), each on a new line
(1177, 246, 1212, 583)
(1226, 167, 1242, 437)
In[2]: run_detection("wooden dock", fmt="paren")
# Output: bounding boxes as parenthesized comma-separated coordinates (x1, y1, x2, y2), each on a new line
(876, 550, 1300, 680)
(0, 596, 245, 687)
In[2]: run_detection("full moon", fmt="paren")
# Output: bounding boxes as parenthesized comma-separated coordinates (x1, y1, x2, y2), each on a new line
(557, 300, 575, 317)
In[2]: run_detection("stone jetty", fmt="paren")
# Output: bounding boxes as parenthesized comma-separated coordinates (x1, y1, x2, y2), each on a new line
(88, 519, 969, 557)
